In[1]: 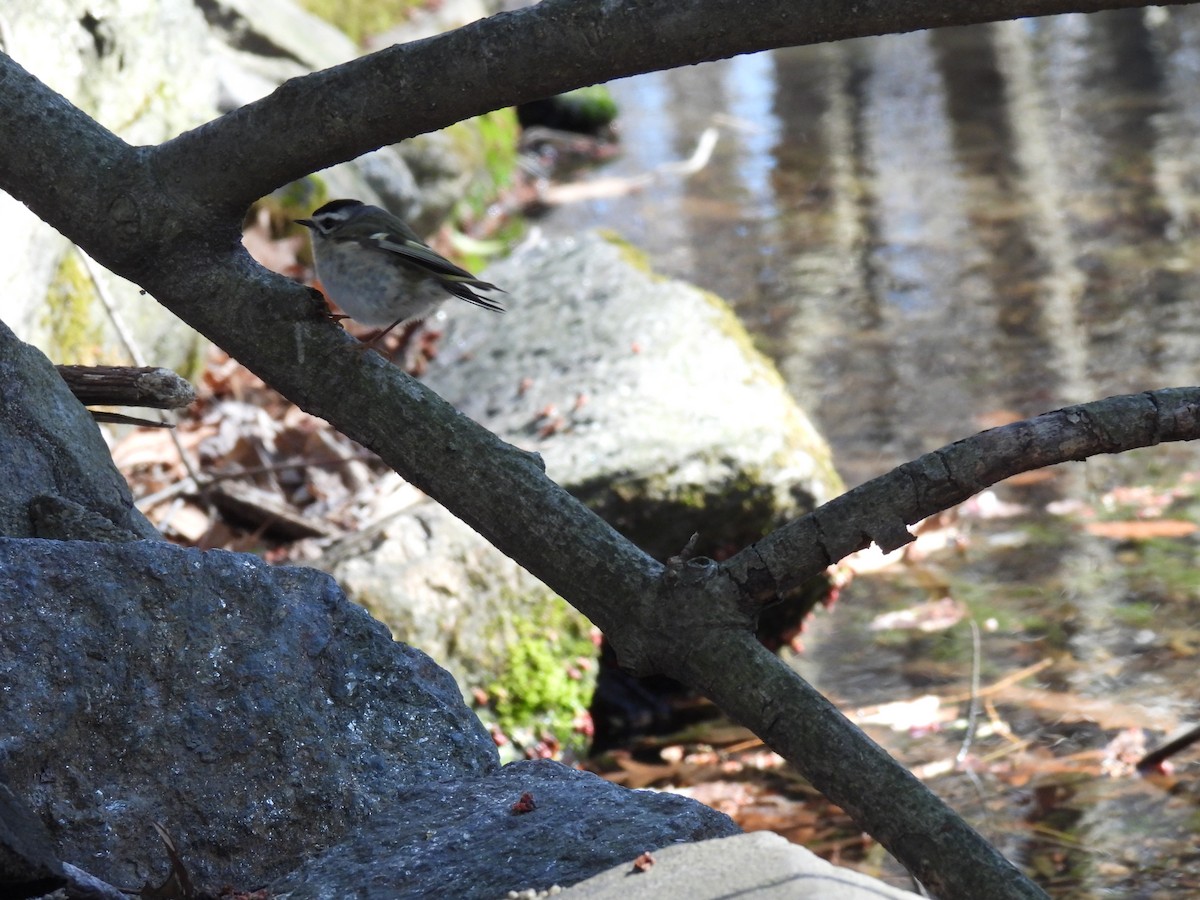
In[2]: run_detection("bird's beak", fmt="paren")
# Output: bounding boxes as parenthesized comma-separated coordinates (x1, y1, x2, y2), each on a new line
(295, 218, 314, 228)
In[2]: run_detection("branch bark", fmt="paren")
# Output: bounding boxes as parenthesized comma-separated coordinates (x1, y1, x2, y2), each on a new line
(55, 366, 196, 409)
(724, 389, 1200, 609)
(5, 3, 1200, 896)
(153, 0, 1200, 213)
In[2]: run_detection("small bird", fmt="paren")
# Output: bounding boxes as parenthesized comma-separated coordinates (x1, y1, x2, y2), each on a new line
(296, 199, 504, 345)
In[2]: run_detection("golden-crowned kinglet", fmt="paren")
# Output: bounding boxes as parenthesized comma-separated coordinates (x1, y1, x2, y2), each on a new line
(296, 199, 504, 341)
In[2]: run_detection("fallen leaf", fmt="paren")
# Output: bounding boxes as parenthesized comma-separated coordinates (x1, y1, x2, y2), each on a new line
(1084, 519, 1197, 539)
(510, 791, 537, 814)
(869, 597, 966, 632)
(848, 695, 950, 733)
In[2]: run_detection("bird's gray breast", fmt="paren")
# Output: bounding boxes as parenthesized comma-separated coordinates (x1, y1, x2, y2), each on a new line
(314, 240, 445, 326)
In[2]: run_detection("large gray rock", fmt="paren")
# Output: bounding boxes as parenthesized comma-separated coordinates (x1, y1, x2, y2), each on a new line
(0, 0, 216, 368)
(427, 231, 842, 562)
(270, 759, 739, 899)
(0, 538, 498, 890)
(0, 781, 65, 899)
(557, 831, 918, 899)
(196, 0, 424, 219)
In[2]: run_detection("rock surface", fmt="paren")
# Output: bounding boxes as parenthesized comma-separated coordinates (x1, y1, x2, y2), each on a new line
(0, 322, 159, 540)
(0, 781, 65, 899)
(0, 0, 216, 368)
(321, 494, 595, 757)
(270, 760, 738, 899)
(557, 831, 918, 899)
(426, 231, 842, 562)
(0, 538, 498, 889)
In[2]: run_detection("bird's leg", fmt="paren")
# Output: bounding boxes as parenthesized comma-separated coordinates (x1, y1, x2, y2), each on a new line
(352, 315, 407, 354)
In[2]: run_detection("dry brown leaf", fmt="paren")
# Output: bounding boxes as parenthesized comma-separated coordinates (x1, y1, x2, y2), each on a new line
(1084, 519, 1197, 539)
(606, 753, 682, 789)
(1000, 685, 1179, 732)
(241, 206, 308, 278)
(157, 503, 212, 543)
(1003, 468, 1062, 487)
(869, 597, 966, 633)
(111, 428, 184, 470)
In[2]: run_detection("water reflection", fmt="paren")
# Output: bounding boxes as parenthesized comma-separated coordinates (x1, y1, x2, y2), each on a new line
(543, 8, 1200, 486)
(535, 8, 1200, 895)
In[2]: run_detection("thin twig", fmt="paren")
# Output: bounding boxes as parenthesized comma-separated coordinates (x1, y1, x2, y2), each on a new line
(956, 619, 983, 768)
(939, 659, 1054, 705)
(133, 452, 380, 513)
(1137, 723, 1200, 772)
(76, 247, 204, 490)
(955, 619, 990, 824)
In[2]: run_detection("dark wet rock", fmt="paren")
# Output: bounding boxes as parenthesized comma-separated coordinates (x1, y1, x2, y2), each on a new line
(0, 780, 65, 899)
(0, 534, 739, 898)
(270, 759, 739, 899)
(0, 322, 159, 541)
(0, 538, 498, 890)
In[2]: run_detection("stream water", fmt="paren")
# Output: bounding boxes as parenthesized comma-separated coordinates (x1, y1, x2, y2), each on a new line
(537, 8, 1200, 896)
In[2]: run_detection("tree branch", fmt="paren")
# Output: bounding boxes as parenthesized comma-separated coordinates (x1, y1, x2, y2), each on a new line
(6, 0, 1200, 245)
(679, 630, 1045, 899)
(158, 0, 1200, 209)
(724, 388, 1200, 609)
(56, 366, 196, 410)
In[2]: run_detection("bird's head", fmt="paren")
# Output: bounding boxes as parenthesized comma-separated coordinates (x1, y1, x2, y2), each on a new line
(295, 198, 367, 236)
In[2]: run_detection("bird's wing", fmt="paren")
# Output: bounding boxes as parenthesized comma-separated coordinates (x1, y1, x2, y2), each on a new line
(368, 232, 501, 290)
(366, 232, 505, 311)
